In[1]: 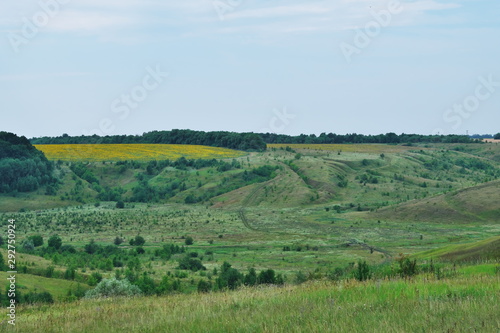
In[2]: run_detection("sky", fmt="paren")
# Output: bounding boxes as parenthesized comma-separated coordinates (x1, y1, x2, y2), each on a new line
(1, 0, 499, 138)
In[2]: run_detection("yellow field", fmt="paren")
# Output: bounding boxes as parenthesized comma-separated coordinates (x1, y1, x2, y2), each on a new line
(268, 143, 417, 153)
(35, 144, 246, 162)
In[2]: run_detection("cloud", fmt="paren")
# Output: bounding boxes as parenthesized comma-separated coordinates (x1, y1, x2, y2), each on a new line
(0, 0, 462, 41)
(0, 72, 91, 81)
(47, 10, 138, 33)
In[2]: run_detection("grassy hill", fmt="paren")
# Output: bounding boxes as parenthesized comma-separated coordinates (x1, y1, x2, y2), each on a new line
(372, 180, 500, 224)
(415, 235, 500, 262)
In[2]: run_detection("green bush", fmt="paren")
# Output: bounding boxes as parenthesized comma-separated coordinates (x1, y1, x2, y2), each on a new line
(185, 236, 194, 245)
(28, 234, 43, 247)
(197, 280, 212, 293)
(354, 260, 371, 281)
(85, 278, 142, 299)
(23, 291, 54, 305)
(48, 235, 62, 250)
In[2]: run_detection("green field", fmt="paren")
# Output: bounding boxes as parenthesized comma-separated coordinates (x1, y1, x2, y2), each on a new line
(2, 142, 500, 332)
(11, 274, 500, 332)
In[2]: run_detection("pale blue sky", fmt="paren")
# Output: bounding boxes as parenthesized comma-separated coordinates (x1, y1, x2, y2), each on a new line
(1, 0, 499, 138)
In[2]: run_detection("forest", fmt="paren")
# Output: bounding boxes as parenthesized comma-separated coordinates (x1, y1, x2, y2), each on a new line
(0, 131, 56, 193)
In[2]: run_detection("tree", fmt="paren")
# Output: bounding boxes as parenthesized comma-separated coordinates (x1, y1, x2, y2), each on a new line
(244, 268, 257, 286)
(178, 255, 206, 272)
(494, 133, 500, 140)
(216, 262, 242, 290)
(47, 235, 62, 250)
(84, 239, 100, 254)
(28, 234, 43, 247)
(116, 200, 125, 209)
(185, 236, 194, 246)
(354, 260, 371, 281)
(133, 235, 145, 246)
(114, 237, 123, 246)
(257, 269, 276, 285)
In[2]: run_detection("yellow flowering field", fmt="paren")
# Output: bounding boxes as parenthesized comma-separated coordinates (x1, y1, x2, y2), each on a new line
(35, 144, 246, 162)
(268, 143, 418, 153)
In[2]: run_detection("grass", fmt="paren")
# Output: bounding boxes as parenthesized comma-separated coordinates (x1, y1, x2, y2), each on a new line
(10, 274, 500, 332)
(414, 236, 500, 262)
(35, 144, 246, 162)
(0, 272, 90, 301)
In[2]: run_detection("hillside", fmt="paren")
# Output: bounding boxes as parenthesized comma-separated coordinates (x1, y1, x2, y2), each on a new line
(415, 235, 500, 262)
(0, 132, 55, 194)
(372, 180, 500, 224)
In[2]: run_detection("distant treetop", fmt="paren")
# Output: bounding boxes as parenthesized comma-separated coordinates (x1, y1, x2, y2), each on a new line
(30, 130, 479, 149)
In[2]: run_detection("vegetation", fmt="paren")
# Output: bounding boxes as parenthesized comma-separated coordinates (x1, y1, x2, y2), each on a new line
(0, 132, 55, 193)
(31, 129, 267, 152)
(2, 132, 500, 332)
(262, 132, 478, 144)
(11, 274, 500, 332)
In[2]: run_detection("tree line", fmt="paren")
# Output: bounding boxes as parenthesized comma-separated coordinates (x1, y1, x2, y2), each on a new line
(30, 130, 267, 152)
(30, 130, 483, 150)
(260, 132, 479, 144)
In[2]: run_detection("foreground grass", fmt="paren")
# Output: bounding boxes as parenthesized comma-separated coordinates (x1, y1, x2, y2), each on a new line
(9, 274, 500, 333)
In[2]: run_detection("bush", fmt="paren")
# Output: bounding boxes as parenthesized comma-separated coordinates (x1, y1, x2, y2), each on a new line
(131, 235, 145, 246)
(114, 237, 124, 245)
(294, 271, 308, 284)
(28, 234, 43, 247)
(23, 291, 54, 305)
(215, 262, 242, 290)
(257, 269, 276, 285)
(85, 278, 142, 299)
(398, 255, 418, 278)
(197, 280, 212, 293)
(48, 234, 62, 250)
(116, 200, 125, 209)
(178, 255, 206, 272)
(185, 236, 194, 246)
(21, 239, 35, 251)
(354, 260, 371, 281)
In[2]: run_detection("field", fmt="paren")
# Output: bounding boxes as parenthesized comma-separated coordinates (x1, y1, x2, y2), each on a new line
(35, 144, 246, 162)
(10, 274, 500, 332)
(2, 142, 500, 332)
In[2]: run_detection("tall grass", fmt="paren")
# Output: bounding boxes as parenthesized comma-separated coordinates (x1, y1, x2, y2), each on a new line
(11, 274, 500, 332)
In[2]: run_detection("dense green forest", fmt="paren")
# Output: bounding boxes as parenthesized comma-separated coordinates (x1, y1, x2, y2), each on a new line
(260, 132, 479, 144)
(0, 132, 55, 193)
(31, 130, 267, 152)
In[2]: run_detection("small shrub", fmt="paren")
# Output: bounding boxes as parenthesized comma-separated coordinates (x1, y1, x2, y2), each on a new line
(85, 278, 142, 299)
